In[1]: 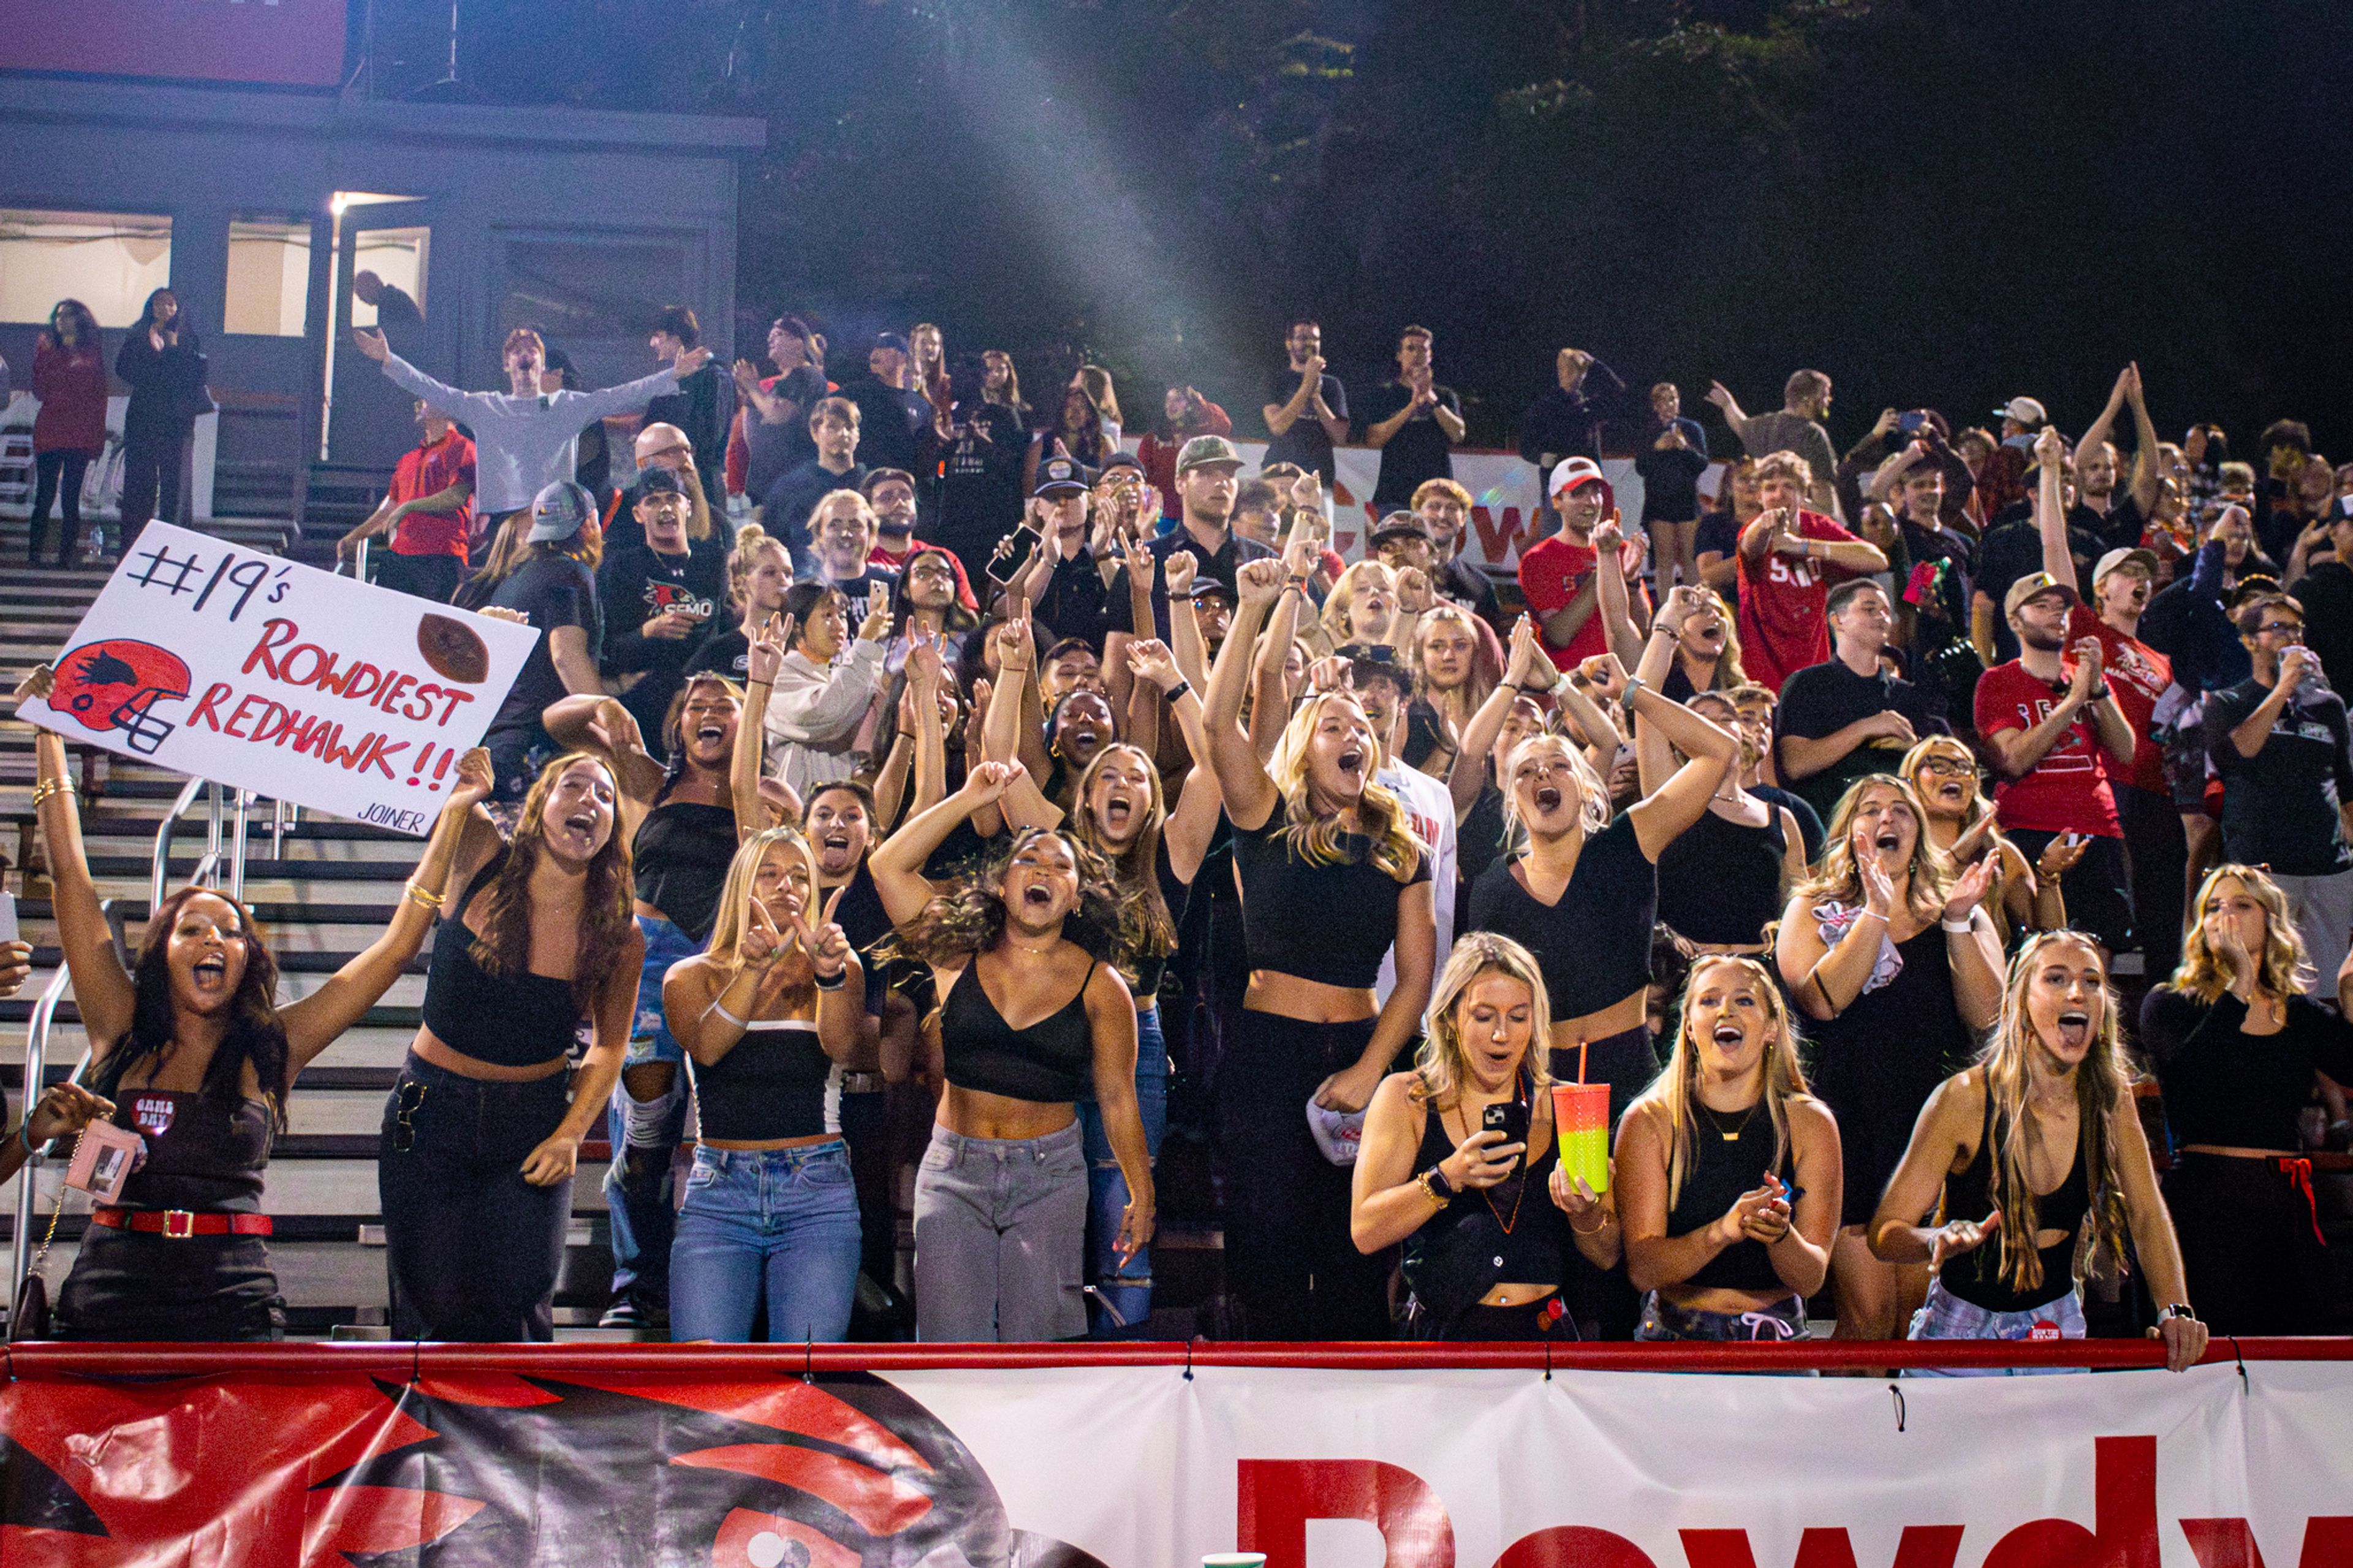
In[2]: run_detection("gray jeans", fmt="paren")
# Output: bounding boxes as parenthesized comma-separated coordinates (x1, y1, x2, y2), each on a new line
(2273, 869, 2353, 997)
(913, 1121, 1088, 1342)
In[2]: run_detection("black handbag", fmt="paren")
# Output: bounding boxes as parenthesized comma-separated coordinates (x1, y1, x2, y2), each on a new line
(6, 1129, 78, 1343)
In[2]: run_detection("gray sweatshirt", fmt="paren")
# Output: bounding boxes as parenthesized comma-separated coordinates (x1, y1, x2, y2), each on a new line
(381, 352, 683, 514)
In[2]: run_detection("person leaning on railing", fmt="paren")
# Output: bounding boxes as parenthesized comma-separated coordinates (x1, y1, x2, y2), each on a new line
(12, 665, 487, 1341)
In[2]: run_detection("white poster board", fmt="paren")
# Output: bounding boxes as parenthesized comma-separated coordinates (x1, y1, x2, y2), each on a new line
(20, 521, 537, 836)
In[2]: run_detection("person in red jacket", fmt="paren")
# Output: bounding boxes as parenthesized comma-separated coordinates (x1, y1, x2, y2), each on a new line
(28, 298, 108, 567)
(1735, 451, 1888, 691)
(1135, 385, 1232, 518)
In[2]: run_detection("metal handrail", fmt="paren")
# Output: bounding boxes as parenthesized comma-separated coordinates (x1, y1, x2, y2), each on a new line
(149, 775, 209, 911)
(7, 963, 74, 1311)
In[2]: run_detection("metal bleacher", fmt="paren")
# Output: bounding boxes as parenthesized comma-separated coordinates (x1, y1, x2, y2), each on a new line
(0, 507, 623, 1340)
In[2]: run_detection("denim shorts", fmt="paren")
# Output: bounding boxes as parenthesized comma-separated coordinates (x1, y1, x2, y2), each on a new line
(627, 912, 703, 1069)
(1906, 1276, 2086, 1376)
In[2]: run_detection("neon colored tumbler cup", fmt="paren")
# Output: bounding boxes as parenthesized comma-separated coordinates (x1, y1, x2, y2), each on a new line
(1552, 1081, 1611, 1195)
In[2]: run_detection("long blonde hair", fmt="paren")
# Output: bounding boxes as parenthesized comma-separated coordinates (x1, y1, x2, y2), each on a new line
(1410, 603, 1498, 728)
(1632, 955, 1809, 1211)
(705, 827, 822, 998)
(1796, 775, 1948, 923)
(1411, 933, 1553, 1112)
(1972, 931, 2132, 1293)
(1267, 692, 1423, 882)
(1500, 732, 1612, 838)
(2171, 863, 2313, 1003)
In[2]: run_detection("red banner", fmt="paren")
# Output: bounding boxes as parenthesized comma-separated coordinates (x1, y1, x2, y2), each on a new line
(4, 1342, 2351, 1567)
(0, 0, 347, 89)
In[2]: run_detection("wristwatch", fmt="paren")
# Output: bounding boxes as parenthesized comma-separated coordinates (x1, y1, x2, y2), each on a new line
(2159, 1302, 2198, 1324)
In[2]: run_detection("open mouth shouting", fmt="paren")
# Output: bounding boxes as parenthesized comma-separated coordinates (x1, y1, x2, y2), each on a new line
(190, 953, 230, 996)
(1534, 784, 1563, 816)
(2055, 1009, 2092, 1050)
(1101, 790, 1137, 833)
(1873, 826, 1904, 855)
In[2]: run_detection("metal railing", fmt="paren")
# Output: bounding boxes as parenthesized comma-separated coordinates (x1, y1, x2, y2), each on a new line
(7, 902, 121, 1321)
(148, 776, 211, 911)
(148, 780, 262, 910)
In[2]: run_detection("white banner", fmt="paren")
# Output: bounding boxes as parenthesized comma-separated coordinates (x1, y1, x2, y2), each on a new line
(888, 1362, 2347, 1568)
(20, 521, 535, 835)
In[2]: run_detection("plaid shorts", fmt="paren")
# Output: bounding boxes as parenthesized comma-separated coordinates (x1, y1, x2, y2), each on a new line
(1904, 1276, 2086, 1376)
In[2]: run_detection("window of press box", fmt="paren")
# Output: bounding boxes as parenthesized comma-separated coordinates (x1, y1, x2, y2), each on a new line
(225, 216, 313, 337)
(0, 208, 173, 327)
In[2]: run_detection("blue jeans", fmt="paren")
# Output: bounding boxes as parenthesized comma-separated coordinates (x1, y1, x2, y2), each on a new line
(603, 913, 700, 1312)
(669, 1141, 863, 1343)
(1076, 1006, 1168, 1337)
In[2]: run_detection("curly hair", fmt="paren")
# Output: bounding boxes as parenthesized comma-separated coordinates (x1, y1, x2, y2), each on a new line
(1266, 692, 1423, 883)
(878, 827, 1151, 975)
(88, 887, 292, 1132)
(2170, 863, 2314, 1004)
(469, 753, 637, 1015)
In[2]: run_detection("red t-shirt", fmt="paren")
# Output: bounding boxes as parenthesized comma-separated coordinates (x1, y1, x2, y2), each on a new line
(1734, 510, 1859, 692)
(388, 428, 476, 561)
(2066, 603, 2169, 798)
(1519, 532, 1650, 671)
(1972, 658, 2122, 837)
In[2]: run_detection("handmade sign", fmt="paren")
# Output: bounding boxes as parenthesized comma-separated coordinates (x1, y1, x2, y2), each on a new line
(20, 522, 536, 836)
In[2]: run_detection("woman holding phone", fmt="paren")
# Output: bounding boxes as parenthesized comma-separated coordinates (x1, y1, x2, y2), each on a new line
(19, 665, 488, 1339)
(1351, 934, 1618, 1339)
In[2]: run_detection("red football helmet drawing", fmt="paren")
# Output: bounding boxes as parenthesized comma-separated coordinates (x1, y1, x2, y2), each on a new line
(48, 638, 192, 756)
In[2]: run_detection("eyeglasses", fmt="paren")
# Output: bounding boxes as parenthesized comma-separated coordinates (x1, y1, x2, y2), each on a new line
(1916, 757, 1976, 778)
(2256, 622, 2305, 640)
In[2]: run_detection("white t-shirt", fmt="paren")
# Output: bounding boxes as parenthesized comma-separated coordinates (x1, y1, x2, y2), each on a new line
(1376, 757, 1457, 1008)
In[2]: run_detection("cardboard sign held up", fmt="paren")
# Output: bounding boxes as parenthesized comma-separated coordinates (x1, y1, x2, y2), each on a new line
(20, 523, 537, 837)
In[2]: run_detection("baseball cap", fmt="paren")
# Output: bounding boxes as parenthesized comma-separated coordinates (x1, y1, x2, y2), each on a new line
(526, 480, 597, 543)
(1547, 456, 1616, 512)
(1368, 512, 1431, 548)
(1097, 450, 1146, 479)
(629, 466, 688, 503)
(2091, 547, 2159, 587)
(1336, 642, 1410, 692)
(1996, 396, 2048, 427)
(873, 331, 911, 355)
(1033, 455, 1092, 498)
(2002, 570, 2079, 619)
(1187, 576, 1237, 605)
(1175, 434, 1245, 474)
(1306, 1098, 1366, 1167)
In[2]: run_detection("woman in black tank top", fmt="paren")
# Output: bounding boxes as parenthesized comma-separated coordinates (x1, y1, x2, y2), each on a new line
(23, 691, 487, 1341)
(662, 825, 866, 1343)
(1618, 956, 1840, 1342)
(1352, 934, 1620, 1339)
(1648, 689, 1808, 955)
(1776, 774, 2006, 1343)
(380, 750, 646, 1343)
(548, 668, 759, 1330)
(1198, 557, 1438, 1339)
(872, 761, 1154, 1342)
(1871, 933, 2207, 1371)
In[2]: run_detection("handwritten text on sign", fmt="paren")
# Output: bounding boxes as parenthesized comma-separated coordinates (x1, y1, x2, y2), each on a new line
(21, 523, 537, 836)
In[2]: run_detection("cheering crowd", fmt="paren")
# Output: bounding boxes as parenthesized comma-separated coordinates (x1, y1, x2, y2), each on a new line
(8, 299, 2353, 1360)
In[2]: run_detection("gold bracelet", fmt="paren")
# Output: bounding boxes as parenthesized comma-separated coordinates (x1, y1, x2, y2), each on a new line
(1570, 1211, 1612, 1237)
(402, 882, 445, 911)
(30, 778, 76, 807)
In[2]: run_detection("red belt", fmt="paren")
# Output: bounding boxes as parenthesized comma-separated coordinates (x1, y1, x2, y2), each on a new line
(2277, 1159, 2327, 1248)
(91, 1208, 273, 1239)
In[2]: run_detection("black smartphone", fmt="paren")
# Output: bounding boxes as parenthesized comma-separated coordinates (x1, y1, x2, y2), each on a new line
(1482, 1100, 1530, 1176)
(1898, 410, 1928, 437)
(987, 523, 1043, 586)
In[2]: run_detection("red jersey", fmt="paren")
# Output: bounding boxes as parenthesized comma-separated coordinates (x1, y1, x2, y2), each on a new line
(1735, 509, 1860, 692)
(1972, 658, 2121, 837)
(2067, 602, 2170, 798)
(388, 428, 476, 561)
(1519, 532, 1649, 671)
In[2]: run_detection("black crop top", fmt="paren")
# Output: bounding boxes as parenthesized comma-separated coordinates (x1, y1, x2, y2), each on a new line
(420, 851, 583, 1069)
(1126, 839, 1192, 1005)
(692, 1020, 841, 1142)
(940, 958, 1098, 1103)
(1655, 805, 1786, 948)
(1230, 809, 1430, 990)
(1401, 1096, 1571, 1330)
(632, 798, 738, 942)
(1938, 1085, 2090, 1313)
(110, 1088, 272, 1213)
(1663, 1098, 1790, 1293)
(1464, 813, 1656, 1018)
(2140, 988, 2353, 1153)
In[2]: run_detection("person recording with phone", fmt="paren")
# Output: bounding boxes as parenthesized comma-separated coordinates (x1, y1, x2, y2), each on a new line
(597, 466, 727, 765)
(1352, 934, 1618, 1339)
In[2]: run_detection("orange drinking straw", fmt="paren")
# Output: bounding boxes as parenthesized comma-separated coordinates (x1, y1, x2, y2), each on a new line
(1578, 1039, 1588, 1083)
